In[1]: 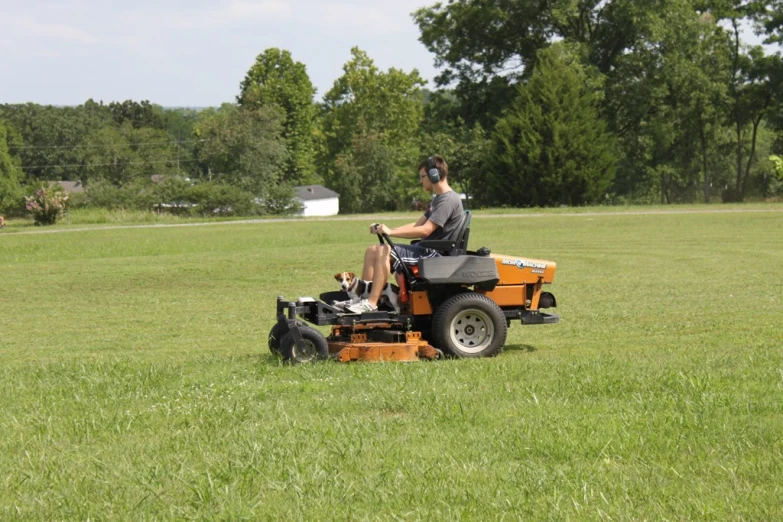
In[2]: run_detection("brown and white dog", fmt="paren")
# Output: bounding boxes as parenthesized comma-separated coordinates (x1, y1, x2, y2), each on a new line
(333, 271, 400, 312)
(0, 216, 5, 228)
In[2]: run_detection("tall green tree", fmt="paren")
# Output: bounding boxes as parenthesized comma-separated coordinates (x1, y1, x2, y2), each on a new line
(414, 0, 614, 127)
(330, 132, 403, 213)
(703, 1, 783, 200)
(414, 0, 783, 203)
(0, 122, 24, 215)
(491, 44, 616, 207)
(194, 104, 288, 197)
(319, 47, 425, 212)
(0, 101, 113, 184)
(74, 123, 180, 187)
(75, 126, 135, 186)
(238, 48, 318, 185)
(751, 0, 783, 44)
(420, 119, 491, 205)
(108, 100, 166, 130)
(727, 49, 780, 200)
(605, 2, 735, 203)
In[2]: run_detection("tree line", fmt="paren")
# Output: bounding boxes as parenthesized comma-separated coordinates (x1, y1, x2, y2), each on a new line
(2, 0, 783, 218)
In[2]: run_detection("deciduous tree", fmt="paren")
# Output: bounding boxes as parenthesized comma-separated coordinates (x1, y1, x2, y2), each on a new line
(319, 48, 425, 212)
(238, 48, 318, 185)
(194, 104, 288, 198)
(0, 122, 24, 214)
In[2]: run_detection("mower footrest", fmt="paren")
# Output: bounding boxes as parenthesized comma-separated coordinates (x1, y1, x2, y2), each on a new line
(520, 311, 560, 325)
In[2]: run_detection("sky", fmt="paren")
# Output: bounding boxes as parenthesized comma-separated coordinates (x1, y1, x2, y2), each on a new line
(0, 0, 440, 107)
(1, 1, 776, 109)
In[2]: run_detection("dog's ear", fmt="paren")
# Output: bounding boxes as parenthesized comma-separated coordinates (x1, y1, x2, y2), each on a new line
(334, 273, 343, 281)
(347, 271, 356, 280)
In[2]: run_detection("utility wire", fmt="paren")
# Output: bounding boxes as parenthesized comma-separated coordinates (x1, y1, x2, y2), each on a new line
(19, 158, 200, 169)
(9, 139, 209, 151)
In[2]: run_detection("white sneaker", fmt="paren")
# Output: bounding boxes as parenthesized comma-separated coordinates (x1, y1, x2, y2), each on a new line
(346, 299, 378, 314)
(332, 299, 351, 310)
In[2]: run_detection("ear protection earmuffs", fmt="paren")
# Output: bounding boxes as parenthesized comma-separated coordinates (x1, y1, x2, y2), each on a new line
(426, 156, 441, 183)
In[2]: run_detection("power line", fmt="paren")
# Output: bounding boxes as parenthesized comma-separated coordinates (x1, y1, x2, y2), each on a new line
(9, 139, 209, 151)
(19, 158, 200, 170)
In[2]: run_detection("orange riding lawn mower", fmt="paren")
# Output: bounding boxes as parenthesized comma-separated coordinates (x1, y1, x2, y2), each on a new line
(269, 211, 559, 363)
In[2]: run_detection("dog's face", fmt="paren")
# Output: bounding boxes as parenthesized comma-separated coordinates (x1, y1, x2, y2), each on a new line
(334, 271, 358, 293)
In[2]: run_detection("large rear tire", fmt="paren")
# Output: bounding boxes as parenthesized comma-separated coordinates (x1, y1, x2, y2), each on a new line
(279, 327, 329, 364)
(431, 293, 507, 358)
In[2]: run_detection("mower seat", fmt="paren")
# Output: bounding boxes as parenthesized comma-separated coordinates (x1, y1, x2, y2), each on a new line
(416, 210, 471, 256)
(398, 210, 498, 294)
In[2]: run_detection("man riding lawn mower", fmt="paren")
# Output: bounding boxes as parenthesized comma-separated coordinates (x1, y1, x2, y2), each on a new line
(269, 210, 559, 363)
(270, 155, 558, 363)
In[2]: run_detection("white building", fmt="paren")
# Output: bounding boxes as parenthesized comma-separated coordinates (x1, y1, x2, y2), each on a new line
(293, 185, 340, 217)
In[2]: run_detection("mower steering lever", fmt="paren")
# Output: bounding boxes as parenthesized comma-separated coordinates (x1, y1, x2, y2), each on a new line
(377, 231, 415, 282)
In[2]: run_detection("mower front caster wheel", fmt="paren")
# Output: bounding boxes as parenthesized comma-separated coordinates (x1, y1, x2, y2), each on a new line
(268, 322, 287, 355)
(279, 327, 329, 364)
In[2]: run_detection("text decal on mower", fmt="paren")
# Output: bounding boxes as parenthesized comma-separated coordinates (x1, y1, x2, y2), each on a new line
(502, 259, 547, 270)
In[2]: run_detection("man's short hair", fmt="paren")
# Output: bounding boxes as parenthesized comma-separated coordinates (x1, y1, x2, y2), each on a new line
(419, 155, 448, 180)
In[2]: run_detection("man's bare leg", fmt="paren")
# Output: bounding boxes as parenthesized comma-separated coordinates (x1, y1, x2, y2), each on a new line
(367, 245, 391, 308)
(362, 244, 379, 281)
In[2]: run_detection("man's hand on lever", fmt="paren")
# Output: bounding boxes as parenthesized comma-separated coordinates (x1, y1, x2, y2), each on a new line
(370, 223, 390, 235)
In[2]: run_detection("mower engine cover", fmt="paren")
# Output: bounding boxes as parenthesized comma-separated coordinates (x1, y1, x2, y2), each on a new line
(418, 256, 499, 289)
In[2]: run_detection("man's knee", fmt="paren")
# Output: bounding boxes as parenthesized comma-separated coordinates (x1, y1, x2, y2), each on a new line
(365, 244, 380, 259)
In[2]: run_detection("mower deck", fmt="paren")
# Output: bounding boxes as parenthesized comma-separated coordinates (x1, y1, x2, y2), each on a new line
(328, 329, 439, 362)
(274, 295, 439, 363)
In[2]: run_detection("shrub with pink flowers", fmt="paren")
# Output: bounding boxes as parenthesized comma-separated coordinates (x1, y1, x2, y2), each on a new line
(25, 183, 69, 226)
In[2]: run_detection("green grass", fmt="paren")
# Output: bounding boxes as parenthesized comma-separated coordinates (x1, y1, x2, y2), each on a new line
(1, 207, 296, 231)
(1, 206, 781, 520)
(2, 200, 781, 232)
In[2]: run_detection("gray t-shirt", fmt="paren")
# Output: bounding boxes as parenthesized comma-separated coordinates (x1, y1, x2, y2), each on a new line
(424, 190, 464, 241)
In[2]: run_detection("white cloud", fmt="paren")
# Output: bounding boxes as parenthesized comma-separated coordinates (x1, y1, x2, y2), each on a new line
(119, 1, 295, 31)
(222, 1, 293, 21)
(0, 12, 97, 59)
(23, 20, 99, 44)
(307, 3, 407, 36)
(0, 0, 438, 106)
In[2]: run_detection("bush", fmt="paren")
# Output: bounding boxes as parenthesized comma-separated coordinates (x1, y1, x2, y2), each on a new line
(770, 155, 783, 198)
(144, 177, 194, 211)
(185, 182, 255, 216)
(25, 183, 69, 225)
(81, 180, 149, 210)
(262, 183, 302, 215)
(772, 155, 783, 177)
(0, 176, 25, 216)
(74, 177, 300, 217)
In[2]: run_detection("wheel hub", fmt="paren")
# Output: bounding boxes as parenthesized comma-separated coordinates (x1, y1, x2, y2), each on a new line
(449, 309, 494, 354)
(293, 340, 317, 361)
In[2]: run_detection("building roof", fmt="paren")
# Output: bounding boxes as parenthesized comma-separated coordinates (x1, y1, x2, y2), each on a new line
(54, 181, 85, 193)
(293, 185, 339, 201)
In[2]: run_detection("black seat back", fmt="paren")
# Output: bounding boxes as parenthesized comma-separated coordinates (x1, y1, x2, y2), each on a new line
(417, 210, 471, 256)
(451, 210, 471, 255)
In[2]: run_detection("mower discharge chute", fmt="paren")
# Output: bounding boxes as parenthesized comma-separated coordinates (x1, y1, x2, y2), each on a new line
(269, 211, 559, 363)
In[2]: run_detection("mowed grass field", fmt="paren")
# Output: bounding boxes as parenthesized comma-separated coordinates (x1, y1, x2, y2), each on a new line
(1, 207, 781, 520)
